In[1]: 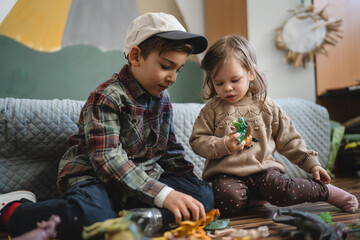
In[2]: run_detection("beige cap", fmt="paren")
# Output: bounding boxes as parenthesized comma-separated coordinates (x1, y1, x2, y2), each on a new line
(124, 12, 207, 56)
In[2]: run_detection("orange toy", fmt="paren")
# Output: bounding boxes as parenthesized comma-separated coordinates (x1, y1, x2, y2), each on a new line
(152, 209, 220, 240)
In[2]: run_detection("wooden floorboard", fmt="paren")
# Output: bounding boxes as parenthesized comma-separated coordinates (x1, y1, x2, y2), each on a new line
(0, 176, 359, 239)
(226, 176, 360, 239)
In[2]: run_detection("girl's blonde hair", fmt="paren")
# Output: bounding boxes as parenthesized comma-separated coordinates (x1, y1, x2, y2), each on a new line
(200, 35, 267, 104)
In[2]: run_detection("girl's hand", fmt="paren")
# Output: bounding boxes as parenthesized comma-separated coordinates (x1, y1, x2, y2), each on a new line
(225, 132, 245, 153)
(311, 165, 331, 184)
(163, 190, 206, 224)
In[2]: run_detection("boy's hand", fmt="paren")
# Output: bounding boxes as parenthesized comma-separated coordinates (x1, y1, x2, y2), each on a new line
(225, 132, 245, 153)
(311, 165, 331, 184)
(163, 190, 206, 223)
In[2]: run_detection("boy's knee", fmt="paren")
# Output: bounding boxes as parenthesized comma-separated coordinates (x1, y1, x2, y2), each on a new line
(201, 186, 215, 212)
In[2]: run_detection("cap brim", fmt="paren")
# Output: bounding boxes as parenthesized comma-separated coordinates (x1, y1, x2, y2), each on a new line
(155, 31, 208, 54)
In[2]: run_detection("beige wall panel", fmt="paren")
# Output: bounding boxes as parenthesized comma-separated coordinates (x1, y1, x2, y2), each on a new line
(205, 0, 247, 46)
(315, 0, 360, 96)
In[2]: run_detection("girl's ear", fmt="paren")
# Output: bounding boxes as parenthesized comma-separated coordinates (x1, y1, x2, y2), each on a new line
(128, 46, 141, 66)
(249, 72, 254, 81)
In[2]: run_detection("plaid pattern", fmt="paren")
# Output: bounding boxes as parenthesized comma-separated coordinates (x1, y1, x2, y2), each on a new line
(57, 65, 194, 205)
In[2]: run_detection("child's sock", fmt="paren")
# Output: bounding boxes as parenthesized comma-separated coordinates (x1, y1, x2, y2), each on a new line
(0, 202, 21, 229)
(326, 184, 359, 213)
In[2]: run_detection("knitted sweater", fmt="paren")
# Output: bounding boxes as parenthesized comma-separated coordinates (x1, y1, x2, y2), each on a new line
(189, 96, 320, 182)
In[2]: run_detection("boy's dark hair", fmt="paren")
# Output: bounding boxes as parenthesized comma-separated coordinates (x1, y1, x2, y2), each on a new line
(126, 36, 194, 62)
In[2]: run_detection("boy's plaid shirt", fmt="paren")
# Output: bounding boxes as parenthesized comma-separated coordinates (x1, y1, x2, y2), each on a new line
(57, 65, 194, 205)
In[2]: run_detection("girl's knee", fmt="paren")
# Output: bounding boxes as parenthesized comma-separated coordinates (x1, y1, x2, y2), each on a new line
(213, 189, 248, 217)
(216, 197, 247, 217)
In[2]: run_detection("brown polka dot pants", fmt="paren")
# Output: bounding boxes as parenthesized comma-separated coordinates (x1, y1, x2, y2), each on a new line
(211, 168, 329, 217)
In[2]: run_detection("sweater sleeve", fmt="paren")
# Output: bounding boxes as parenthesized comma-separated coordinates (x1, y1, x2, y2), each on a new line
(189, 106, 232, 160)
(271, 103, 320, 173)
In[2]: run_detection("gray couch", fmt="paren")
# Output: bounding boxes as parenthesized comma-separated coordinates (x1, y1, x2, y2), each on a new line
(0, 97, 331, 201)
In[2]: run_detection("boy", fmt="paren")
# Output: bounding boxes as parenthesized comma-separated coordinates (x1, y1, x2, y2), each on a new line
(0, 12, 214, 239)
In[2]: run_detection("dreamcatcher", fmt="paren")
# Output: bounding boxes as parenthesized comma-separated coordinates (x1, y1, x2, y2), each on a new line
(275, 4, 342, 68)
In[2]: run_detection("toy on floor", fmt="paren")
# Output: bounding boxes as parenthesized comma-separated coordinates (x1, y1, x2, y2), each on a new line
(232, 116, 259, 148)
(321, 211, 360, 238)
(207, 225, 269, 240)
(272, 209, 347, 240)
(82, 210, 144, 240)
(152, 209, 270, 240)
(346, 222, 360, 238)
(320, 211, 334, 225)
(203, 218, 230, 232)
(152, 209, 221, 240)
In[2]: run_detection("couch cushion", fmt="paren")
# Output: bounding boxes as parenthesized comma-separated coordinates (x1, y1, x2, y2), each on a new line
(172, 103, 205, 178)
(273, 98, 330, 178)
(0, 98, 84, 200)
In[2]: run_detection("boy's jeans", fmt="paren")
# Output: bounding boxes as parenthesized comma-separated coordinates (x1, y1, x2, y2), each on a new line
(7, 173, 214, 240)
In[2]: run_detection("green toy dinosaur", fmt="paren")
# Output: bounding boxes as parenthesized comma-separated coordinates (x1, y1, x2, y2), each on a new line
(232, 116, 259, 148)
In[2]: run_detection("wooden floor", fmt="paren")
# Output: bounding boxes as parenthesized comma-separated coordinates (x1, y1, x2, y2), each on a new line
(226, 175, 360, 240)
(1, 176, 359, 239)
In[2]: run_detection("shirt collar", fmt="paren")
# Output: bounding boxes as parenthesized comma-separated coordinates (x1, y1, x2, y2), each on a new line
(118, 64, 164, 100)
(118, 64, 148, 100)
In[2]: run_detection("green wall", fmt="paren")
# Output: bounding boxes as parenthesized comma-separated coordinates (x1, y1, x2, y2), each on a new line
(0, 36, 204, 103)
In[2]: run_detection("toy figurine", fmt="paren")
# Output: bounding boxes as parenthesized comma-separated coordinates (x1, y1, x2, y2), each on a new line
(153, 209, 220, 240)
(272, 209, 347, 240)
(232, 116, 259, 148)
(207, 226, 269, 240)
(82, 211, 145, 240)
(203, 219, 230, 232)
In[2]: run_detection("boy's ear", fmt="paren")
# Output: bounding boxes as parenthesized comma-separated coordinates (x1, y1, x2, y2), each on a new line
(128, 46, 141, 66)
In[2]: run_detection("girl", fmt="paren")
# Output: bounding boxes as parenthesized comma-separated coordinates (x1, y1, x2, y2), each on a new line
(189, 35, 358, 217)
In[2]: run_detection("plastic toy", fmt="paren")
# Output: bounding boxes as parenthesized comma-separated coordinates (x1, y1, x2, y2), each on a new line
(320, 211, 334, 225)
(82, 210, 144, 240)
(152, 209, 220, 240)
(207, 225, 269, 240)
(272, 209, 347, 240)
(203, 219, 230, 232)
(232, 116, 259, 148)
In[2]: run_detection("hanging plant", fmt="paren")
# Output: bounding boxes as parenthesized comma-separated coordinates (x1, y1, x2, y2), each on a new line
(275, 4, 342, 68)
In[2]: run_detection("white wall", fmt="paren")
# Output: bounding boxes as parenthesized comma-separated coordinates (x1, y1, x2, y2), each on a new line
(175, 0, 206, 60)
(247, 0, 316, 102)
(176, 0, 205, 36)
